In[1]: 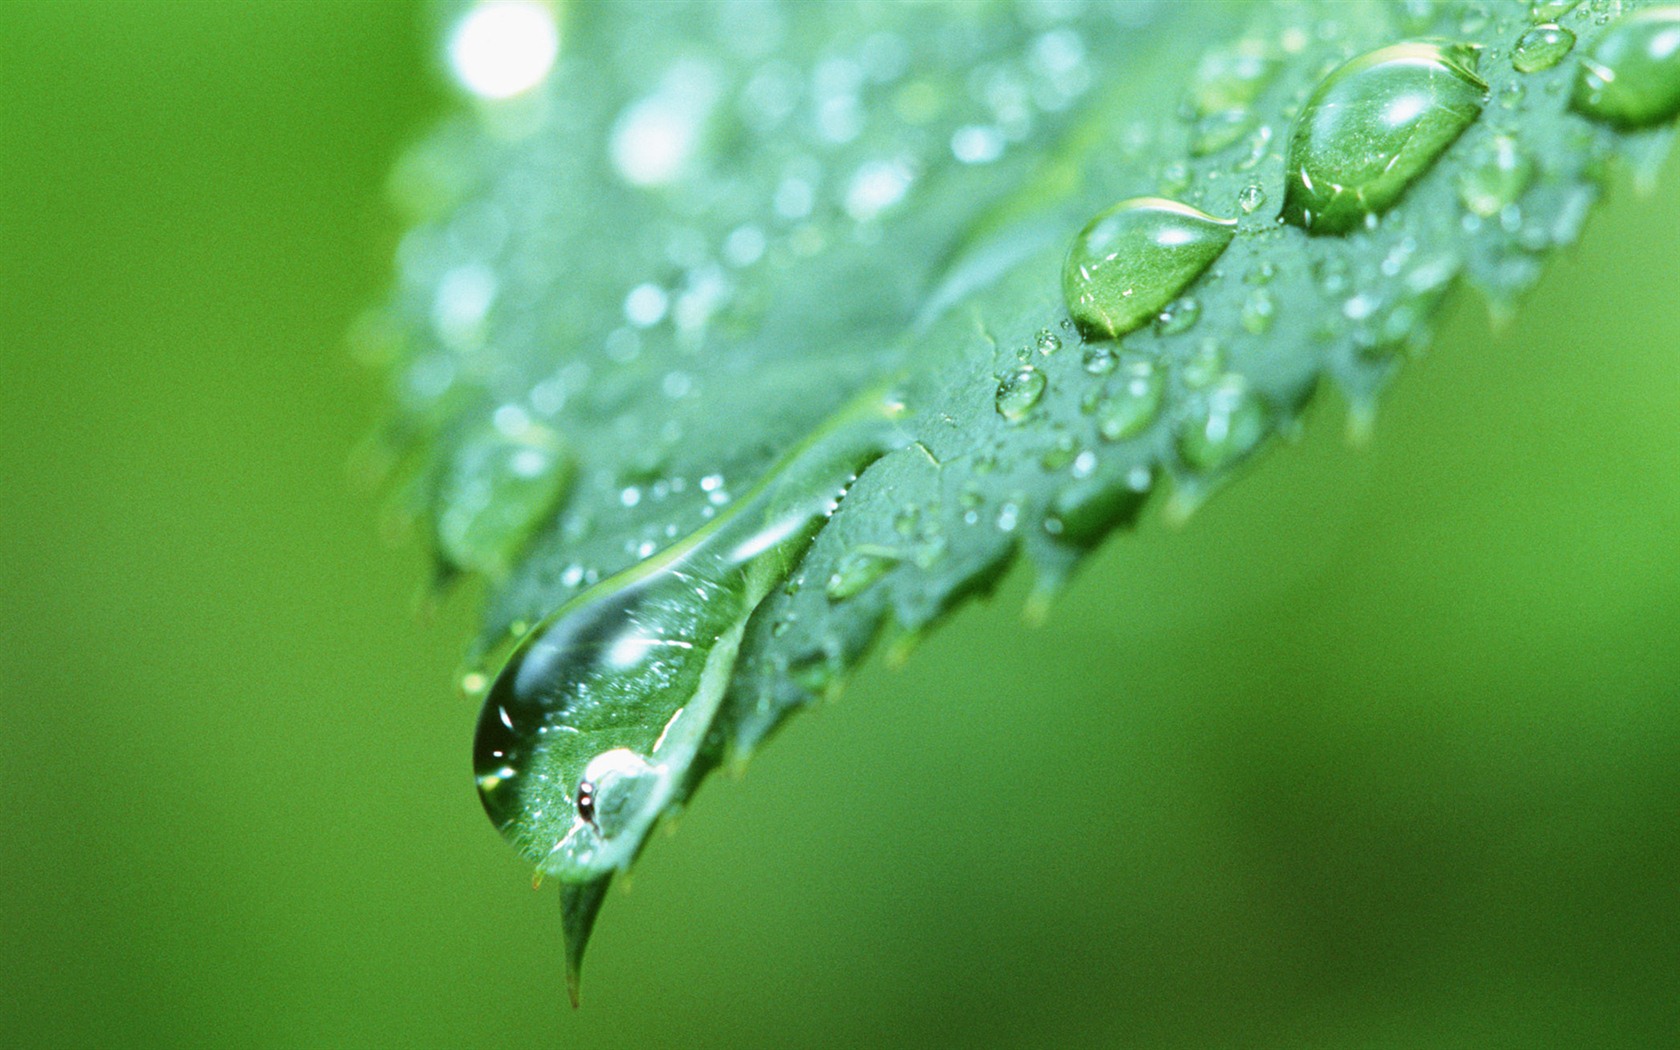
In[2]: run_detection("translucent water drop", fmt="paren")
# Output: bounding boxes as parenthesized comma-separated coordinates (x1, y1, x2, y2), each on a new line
(1190, 109, 1256, 156)
(1063, 198, 1236, 339)
(473, 390, 905, 888)
(1096, 359, 1164, 442)
(1512, 23, 1576, 72)
(1185, 38, 1279, 118)
(436, 419, 573, 577)
(1036, 329, 1063, 355)
(1240, 288, 1276, 334)
(1571, 8, 1680, 128)
(1040, 434, 1077, 472)
(1457, 135, 1534, 217)
(824, 547, 900, 601)
(1178, 376, 1270, 472)
(1238, 184, 1267, 214)
(1281, 42, 1488, 234)
(1530, 0, 1580, 21)
(1154, 295, 1202, 335)
(995, 365, 1047, 421)
(1082, 347, 1118, 375)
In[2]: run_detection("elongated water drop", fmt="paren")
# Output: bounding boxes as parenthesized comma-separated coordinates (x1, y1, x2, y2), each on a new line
(1281, 41, 1487, 234)
(1062, 198, 1236, 339)
(824, 547, 900, 600)
(473, 390, 905, 983)
(436, 416, 573, 576)
(1512, 23, 1575, 73)
(1571, 8, 1680, 129)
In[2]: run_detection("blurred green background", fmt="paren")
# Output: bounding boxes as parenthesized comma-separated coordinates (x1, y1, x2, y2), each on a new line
(4, 2, 1678, 1047)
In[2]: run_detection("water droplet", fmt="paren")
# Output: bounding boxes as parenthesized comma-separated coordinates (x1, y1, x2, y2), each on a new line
(1185, 38, 1279, 118)
(995, 365, 1047, 422)
(1190, 109, 1256, 156)
(1082, 346, 1118, 375)
(1240, 288, 1276, 334)
(1036, 329, 1063, 355)
(1457, 135, 1534, 217)
(1238, 184, 1267, 214)
(436, 419, 573, 577)
(1513, 23, 1576, 72)
(1571, 8, 1680, 128)
(1178, 376, 1270, 472)
(473, 392, 904, 888)
(825, 547, 900, 601)
(1530, 0, 1580, 21)
(1153, 295, 1202, 336)
(1040, 434, 1078, 471)
(1281, 42, 1488, 234)
(1063, 198, 1236, 339)
(1096, 359, 1164, 442)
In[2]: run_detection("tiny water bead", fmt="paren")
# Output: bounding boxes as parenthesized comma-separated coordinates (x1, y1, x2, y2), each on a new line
(1237, 184, 1267, 215)
(435, 418, 573, 576)
(995, 364, 1047, 421)
(1153, 295, 1201, 335)
(1281, 41, 1488, 235)
(1571, 7, 1680, 129)
(1512, 23, 1576, 73)
(1062, 198, 1236, 339)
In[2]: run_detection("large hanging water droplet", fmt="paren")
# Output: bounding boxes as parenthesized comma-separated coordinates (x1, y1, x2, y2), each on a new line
(1512, 23, 1576, 73)
(1062, 198, 1236, 339)
(436, 416, 573, 576)
(473, 391, 905, 887)
(1281, 41, 1488, 235)
(995, 364, 1047, 421)
(1178, 375, 1270, 472)
(1571, 8, 1680, 129)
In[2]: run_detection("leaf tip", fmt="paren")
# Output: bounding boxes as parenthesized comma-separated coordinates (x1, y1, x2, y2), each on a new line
(560, 877, 612, 1009)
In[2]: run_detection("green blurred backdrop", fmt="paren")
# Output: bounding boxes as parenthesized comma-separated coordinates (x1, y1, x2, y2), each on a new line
(4, 2, 1678, 1047)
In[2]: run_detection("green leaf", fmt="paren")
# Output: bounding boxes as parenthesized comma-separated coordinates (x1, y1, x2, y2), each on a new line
(369, 0, 1679, 992)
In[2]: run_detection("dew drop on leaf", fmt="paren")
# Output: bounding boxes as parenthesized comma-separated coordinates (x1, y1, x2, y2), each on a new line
(824, 547, 900, 601)
(995, 364, 1048, 421)
(1512, 23, 1576, 73)
(1530, 0, 1580, 20)
(1062, 198, 1236, 339)
(1177, 375, 1271, 472)
(1457, 134, 1534, 217)
(436, 417, 573, 577)
(1095, 358, 1164, 442)
(1153, 295, 1202, 335)
(1571, 7, 1680, 129)
(1281, 41, 1488, 235)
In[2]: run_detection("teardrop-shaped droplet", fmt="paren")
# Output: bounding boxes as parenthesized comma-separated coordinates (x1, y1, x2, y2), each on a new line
(1571, 8, 1680, 129)
(1178, 375, 1271, 472)
(824, 547, 900, 601)
(1512, 23, 1576, 73)
(1281, 41, 1488, 235)
(436, 417, 573, 576)
(995, 364, 1047, 421)
(474, 391, 905, 888)
(1063, 198, 1236, 339)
